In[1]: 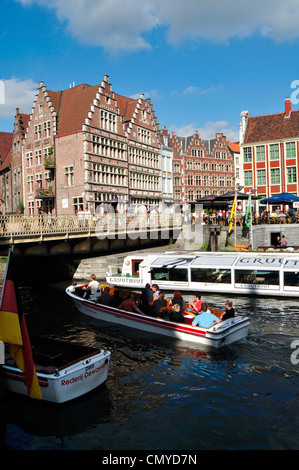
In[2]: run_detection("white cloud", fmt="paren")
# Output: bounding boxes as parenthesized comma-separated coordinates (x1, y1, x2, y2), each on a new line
(197, 121, 239, 141)
(15, 0, 299, 52)
(183, 85, 222, 95)
(16, 0, 159, 52)
(157, 0, 299, 44)
(0, 78, 38, 118)
(130, 90, 161, 100)
(171, 120, 239, 141)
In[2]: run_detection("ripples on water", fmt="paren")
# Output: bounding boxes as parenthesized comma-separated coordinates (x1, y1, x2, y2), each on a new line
(1, 280, 299, 450)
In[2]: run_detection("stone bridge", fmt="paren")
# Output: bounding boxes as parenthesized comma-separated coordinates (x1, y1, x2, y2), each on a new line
(0, 213, 184, 258)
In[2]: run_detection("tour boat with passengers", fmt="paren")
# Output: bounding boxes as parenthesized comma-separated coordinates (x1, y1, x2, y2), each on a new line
(2, 335, 111, 403)
(66, 284, 250, 348)
(106, 251, 299, 298)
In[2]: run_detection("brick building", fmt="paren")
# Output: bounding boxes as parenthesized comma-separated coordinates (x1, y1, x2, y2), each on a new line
(240, 98, 299, 208)
(23, 82, 57, 214)
(121, 90, 161, 209)
(0, 131, 13, 213)
(22, 75, 162, 215)
(170, 131, 235, 205)
(2, 75, 240, 216)
(160, 126, 173, 206)
(11, 109, 30, 213)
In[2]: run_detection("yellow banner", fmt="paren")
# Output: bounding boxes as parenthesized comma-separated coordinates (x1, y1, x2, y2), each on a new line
(228, 194, 237, 233)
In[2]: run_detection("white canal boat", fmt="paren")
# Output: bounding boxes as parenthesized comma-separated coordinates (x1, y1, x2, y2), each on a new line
(66, 285, 250, 348)
(2, 335, 111, 404)
(106, 251, 299, 298)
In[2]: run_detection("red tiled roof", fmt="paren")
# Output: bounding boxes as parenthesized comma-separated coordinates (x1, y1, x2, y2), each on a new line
(227, 141, 240, 153)
(47, 90, 62, 113)
(244, 110, 299, 143)
(0, 133, 13, 172)
(0, 147, 12, 172)
(51, 84, 100, 135)
(38, 83, 139, 136)
(114, 93, 137, 122)
(0, 132, 13, 159)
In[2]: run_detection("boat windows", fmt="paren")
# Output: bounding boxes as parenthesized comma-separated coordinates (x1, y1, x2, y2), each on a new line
(150, 267, 188, 282)
(190, 268, 231, 284)
(235, 269, 279, 286)
(284, 271, 299, 288)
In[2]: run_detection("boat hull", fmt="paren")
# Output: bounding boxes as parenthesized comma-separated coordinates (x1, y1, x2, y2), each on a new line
(67, 288, 250, 349)
(3, 348, 110, 403)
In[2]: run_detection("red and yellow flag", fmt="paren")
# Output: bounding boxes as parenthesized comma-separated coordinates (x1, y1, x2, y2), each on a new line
(0, 249, 41, 399)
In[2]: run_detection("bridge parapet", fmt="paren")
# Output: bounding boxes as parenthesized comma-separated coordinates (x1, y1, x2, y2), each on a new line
(0, 213, 184, 245)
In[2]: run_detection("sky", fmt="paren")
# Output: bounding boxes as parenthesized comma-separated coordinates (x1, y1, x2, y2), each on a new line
(1, 0, 299, 142)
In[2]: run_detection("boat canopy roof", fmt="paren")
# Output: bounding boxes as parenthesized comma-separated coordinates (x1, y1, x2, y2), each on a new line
(139, 253, 299, 270)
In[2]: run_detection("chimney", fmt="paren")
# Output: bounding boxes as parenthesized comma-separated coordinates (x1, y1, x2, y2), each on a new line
(285, 98, 291, 118)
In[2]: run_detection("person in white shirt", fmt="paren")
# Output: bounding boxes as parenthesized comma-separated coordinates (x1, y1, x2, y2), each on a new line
(83, 274, 100, 298)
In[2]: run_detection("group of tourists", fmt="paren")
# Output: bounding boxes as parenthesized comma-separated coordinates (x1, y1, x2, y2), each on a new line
(82, 275, 235, 329)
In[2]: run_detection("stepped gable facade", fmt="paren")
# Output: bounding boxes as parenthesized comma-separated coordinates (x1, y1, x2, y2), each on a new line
(10, 109, 30, 213)
(55, 77, 129, 215)
(21, 75, 163, 215)
(0, 131, 13, 213)
(22, 81, 58, 214)
(124, 91, 161, 207)
(170, 131, 235, 205)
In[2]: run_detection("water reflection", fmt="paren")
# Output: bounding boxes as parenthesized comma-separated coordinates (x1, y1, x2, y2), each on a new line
(2, 278, 299, 450)
(1, 387, 112, 449)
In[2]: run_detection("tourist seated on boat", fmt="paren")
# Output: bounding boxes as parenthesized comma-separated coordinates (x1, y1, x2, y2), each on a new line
(110, 289, 124, 308)
(118, 294, 144, 314)
(82, 274, 100, 298)
(192, 302, 218, 328)
(96, 286, 112, 305)
(215, 300, 235, 323)
(188, 293, 202, 314)
(152, 292, 167, 317)
(140, 283, 153, 305)
(169, 304, 185, 323)
(170, 291, 185, 313)
(152, 283, 160, 301)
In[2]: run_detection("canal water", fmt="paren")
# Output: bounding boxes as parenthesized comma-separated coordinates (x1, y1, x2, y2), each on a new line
(1, 274, 299, 451)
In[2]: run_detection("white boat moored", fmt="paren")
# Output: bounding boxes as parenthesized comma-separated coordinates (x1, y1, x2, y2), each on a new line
(2, 336, 111, 403)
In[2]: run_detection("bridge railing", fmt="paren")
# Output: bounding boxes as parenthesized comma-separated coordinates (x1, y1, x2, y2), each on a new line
(0, 213, 184, 241)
